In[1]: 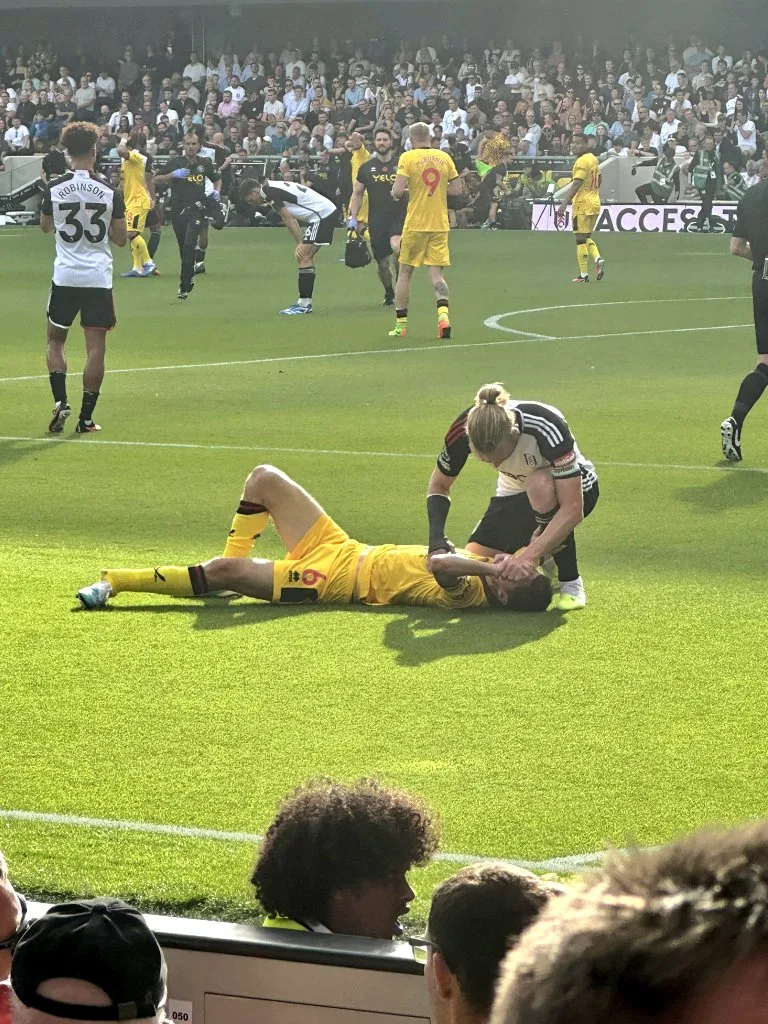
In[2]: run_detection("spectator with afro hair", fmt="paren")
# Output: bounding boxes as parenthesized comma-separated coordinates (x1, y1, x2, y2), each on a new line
(252, 777, 439, 939)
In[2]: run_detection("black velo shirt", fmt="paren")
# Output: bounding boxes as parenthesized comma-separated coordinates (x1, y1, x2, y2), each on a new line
(165, 156, 219, 214)
(733, 178, 768, 271)
(356, 155, 401, 227)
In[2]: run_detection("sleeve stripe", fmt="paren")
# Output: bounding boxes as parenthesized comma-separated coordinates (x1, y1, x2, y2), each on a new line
(519, 412, 565, 447)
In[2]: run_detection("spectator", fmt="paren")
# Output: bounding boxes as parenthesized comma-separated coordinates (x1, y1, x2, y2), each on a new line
(217, 90, 239, 119)
(252, 778, 438, 939)
(284, 84, 309, 120)
(74, 75, 96, 117)
(0, 852, 26, 1024)
(659, 107, 681, 147)
(491, 821, 768, 1024)
(344, 75, 364, 108)
(182, 52, 205, 85)
(412, 865, 562, 1024)
(117, 46, 140, 92)
(442, 97, 468, 136)
(10, 899, 166, 1024)
(5, 115, 30, 153)
(263, 87, 285, 121)
(95, 66, 115, 100)
(735, 109, 757, 154)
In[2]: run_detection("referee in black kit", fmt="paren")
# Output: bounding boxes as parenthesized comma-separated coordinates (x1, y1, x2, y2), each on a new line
(720, 176, 768, 462)
(153, 133, 221, 300)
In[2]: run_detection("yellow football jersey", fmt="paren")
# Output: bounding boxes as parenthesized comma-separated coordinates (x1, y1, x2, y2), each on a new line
(358, 545, 489, 609)
(121, 150, 151, 209)
(349, 142, 370, 222)
(571, 153, 601, 215)
(396, 148, 458, 233)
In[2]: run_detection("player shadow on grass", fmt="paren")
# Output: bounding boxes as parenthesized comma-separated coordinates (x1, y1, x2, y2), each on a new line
(382, 608, 567, 667)
(0, 438, 62, 470)
(96, 601, 567, 662)
(674, 468, 768, 512)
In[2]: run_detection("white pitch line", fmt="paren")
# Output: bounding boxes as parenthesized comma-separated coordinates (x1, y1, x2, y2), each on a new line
(1, 436, 767, 475)
(0, 296, 752, 386)
(0, 808, 608, 873)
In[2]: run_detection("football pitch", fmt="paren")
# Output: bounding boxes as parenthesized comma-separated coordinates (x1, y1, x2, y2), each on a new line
(1, 226, 766, 928)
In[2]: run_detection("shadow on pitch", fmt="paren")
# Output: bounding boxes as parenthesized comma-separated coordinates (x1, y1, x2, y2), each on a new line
(0, 437, 64, 470)
(674, 468, 768, 512)
(98, 600, 567, 661)
(382, 608, 567, 667)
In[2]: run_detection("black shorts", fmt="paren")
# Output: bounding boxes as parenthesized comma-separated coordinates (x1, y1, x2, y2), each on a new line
(47, 282, 116, 331)
(145, 205, 165, 229)
(302, 212, 336, 247)
(369, 218, 405, 262)
(752, 272, 768, 355)
(467, 475, 599, 552)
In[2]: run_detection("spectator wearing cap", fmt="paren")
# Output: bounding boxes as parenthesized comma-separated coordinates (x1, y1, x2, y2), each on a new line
(410, 865, 562, 1024)
(252, 778, 438, 939)
(10, 899, 166, 1024)
(0, 852, 27, 1024)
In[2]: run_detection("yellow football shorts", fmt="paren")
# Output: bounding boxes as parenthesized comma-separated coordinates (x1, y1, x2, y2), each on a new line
(127, 206, 151, 232)
(399, 230, 450, 267)
(572, 213, 598, 234)
(270, 514, 366, 605)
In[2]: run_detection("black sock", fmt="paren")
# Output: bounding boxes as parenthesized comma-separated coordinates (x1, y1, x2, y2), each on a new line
(237, 500, 267, 515)
(194, 247, 205, 262)
(50, 371, 67, 405)
(148, 231, 161, 258)
(396, 308, 408, 319)
(188, 564, 209, 596)
(298, 267, 315, 300)
(731, 363, 768, 427)
(79, 390, 99, 424)
(437, 299, 449, 311)
(534, 506, 579, 583)
(553, 533, 579, 584)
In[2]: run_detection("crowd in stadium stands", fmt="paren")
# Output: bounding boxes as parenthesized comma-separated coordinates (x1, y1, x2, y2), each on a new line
(2, 34, 768, 219)
(5, 796, 768, 1024)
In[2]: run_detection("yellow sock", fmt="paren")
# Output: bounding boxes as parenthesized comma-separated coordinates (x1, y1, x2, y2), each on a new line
(223, 501, 270, 558)
(437, 301, 450, 324)
(586, 237, 600, 262)
(104, 566, 195, 597)
(576, 243, 589, 276)
(130, 235, 150, 269)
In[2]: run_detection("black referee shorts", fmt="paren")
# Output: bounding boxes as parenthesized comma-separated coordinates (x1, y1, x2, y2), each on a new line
(752, 272, 768, 355)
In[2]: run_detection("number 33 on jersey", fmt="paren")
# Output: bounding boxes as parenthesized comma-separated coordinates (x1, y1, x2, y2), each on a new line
(396, 149, 459, 233)
(42, 168, 126, 288)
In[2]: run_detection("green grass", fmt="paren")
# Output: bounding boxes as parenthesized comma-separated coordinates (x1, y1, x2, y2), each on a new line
(1, 226, 766, 930)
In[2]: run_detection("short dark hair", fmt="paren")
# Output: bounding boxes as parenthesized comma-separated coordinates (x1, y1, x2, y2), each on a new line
(252, 778, 439, 922)
(429, 864, 561, 1015)
(487, 574, 553, 613)
(493, 820, 768, 1024)
(60, 121, 99, 157)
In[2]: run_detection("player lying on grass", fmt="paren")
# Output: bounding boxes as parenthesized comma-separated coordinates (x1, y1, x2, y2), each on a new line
(77, 464, 552, 612)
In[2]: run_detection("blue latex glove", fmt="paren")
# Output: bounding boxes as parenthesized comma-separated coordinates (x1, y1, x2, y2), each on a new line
(171, 168, 191, 179)
(347, 216, 358, 230)
(211, 189, 220, 201)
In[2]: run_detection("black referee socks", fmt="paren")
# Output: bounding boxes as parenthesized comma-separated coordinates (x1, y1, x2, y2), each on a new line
(732, 363, 768, 427)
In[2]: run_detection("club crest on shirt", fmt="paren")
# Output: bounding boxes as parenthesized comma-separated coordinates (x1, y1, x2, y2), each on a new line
(524, 454, 536, 467)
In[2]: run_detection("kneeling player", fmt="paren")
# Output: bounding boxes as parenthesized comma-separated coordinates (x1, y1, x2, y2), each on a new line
(77, 464, 551, 612)
(239, 178, 337, 316)
(348, 128, 404, 305)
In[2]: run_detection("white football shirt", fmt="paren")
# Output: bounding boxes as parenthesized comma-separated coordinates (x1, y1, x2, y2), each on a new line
(41, 169, 125, 288)
(261, 180, 336, 222)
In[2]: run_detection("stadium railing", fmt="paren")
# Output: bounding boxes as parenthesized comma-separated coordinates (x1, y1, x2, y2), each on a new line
(27, 901, 430, 1024)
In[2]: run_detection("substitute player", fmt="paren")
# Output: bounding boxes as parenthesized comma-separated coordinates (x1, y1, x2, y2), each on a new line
(116, 133, 156, 278)
(76, 464, 551, 612)
(152, 133, 220, 300)
(239, 177, 338, 316)
(348, 127, 404, 305)
(41, 122, 127, 434)
(426, 382, 598, 610)
(556, 134, 605, 283)
(390, 122, 464, 339)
